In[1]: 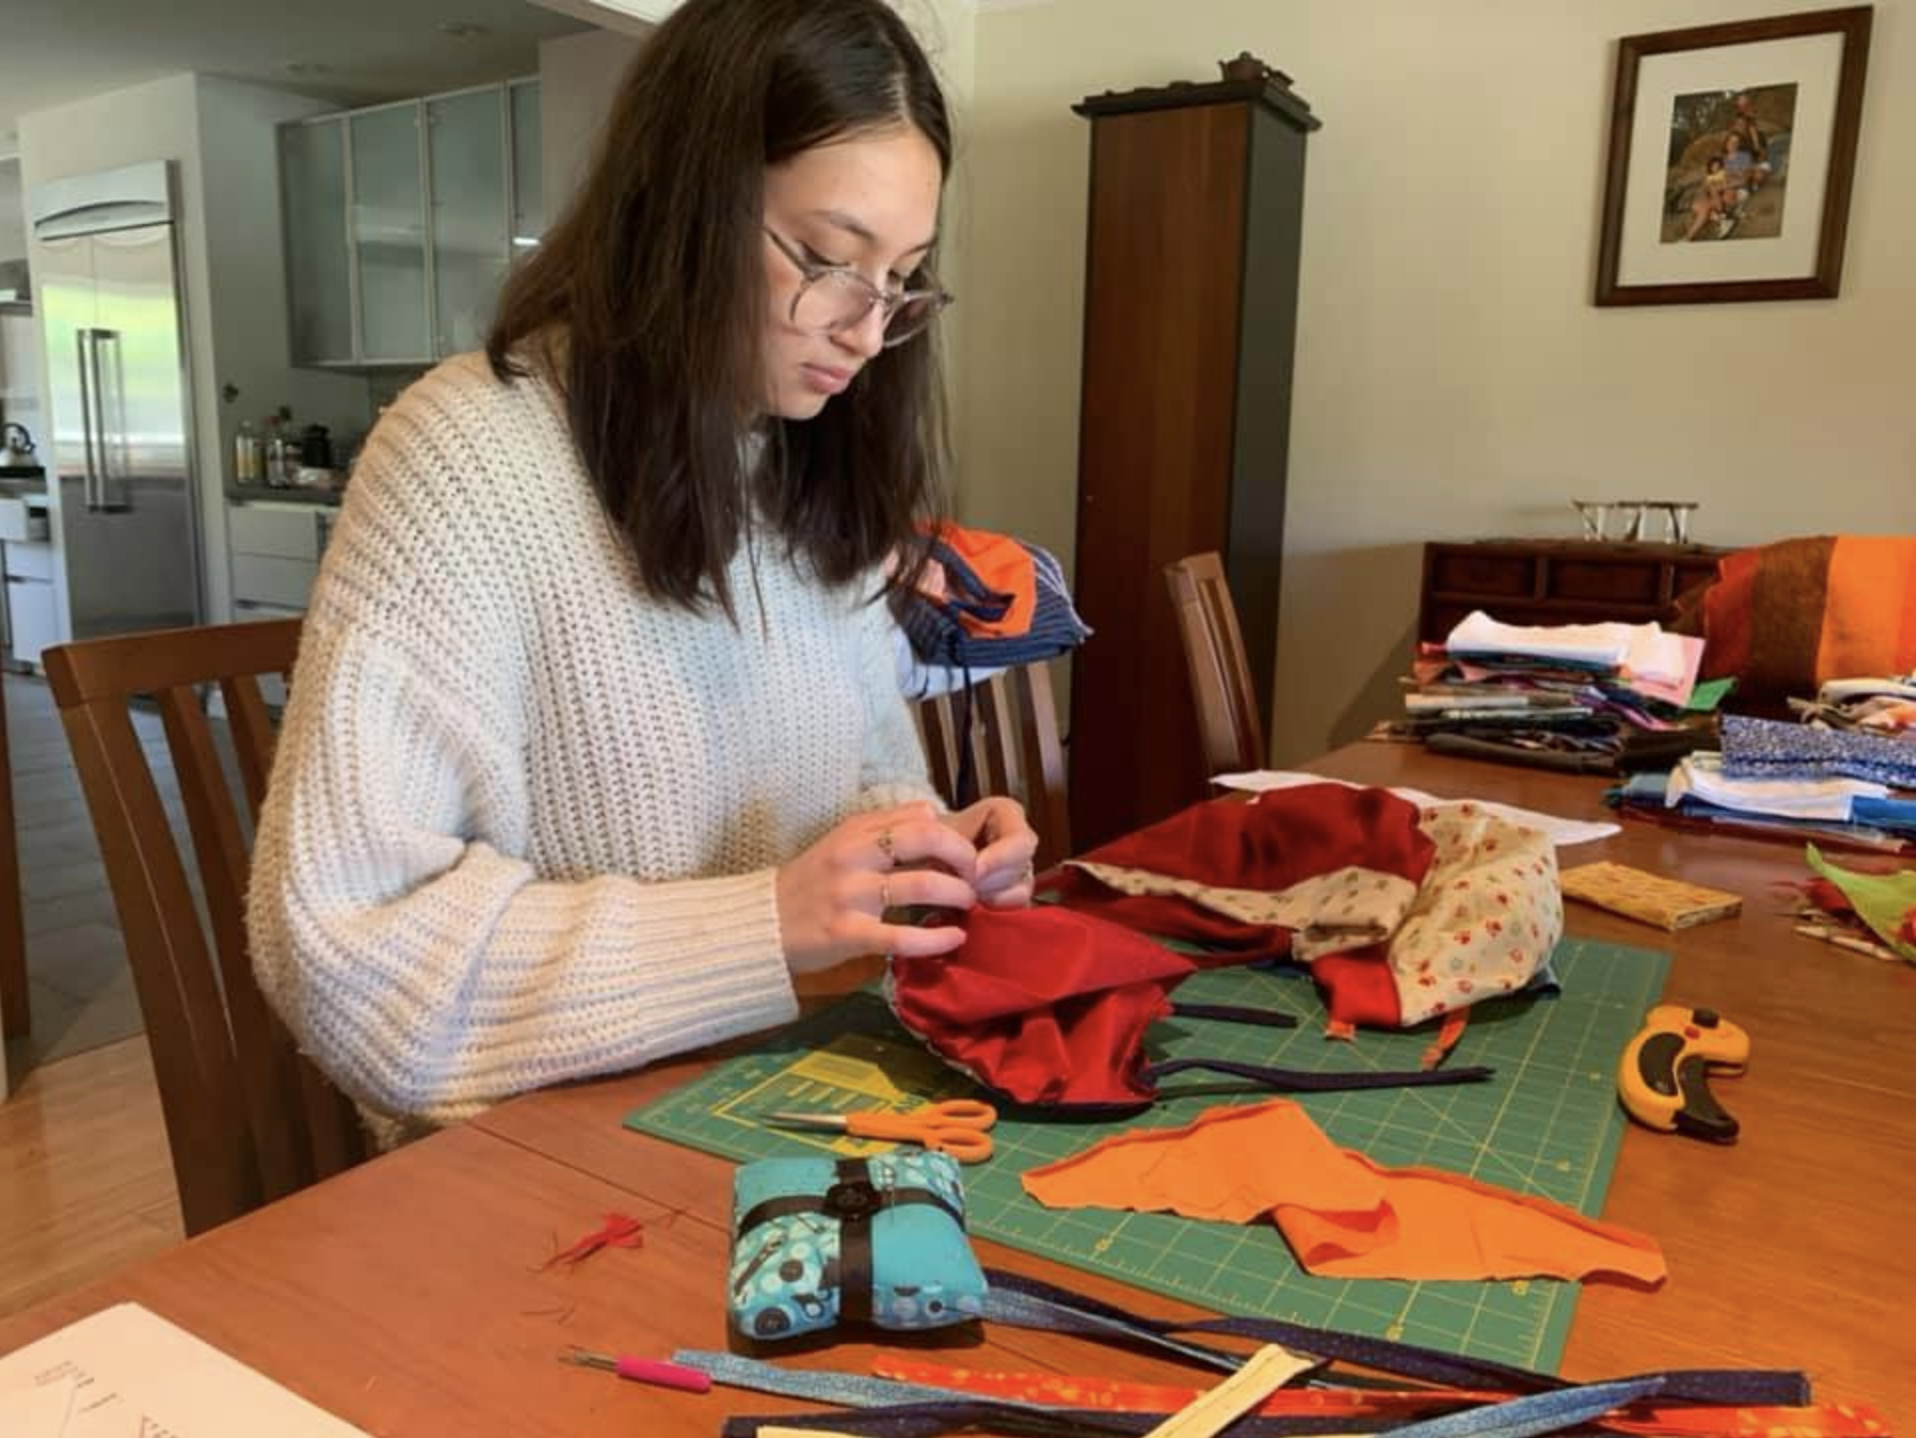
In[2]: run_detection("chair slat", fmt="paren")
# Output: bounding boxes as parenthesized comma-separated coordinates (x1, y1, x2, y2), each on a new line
(220, 672, 279, 821)
(158, 683, 313, 1204)
(913, 664, 1071, 871)
(1165, 552, 1267, 776)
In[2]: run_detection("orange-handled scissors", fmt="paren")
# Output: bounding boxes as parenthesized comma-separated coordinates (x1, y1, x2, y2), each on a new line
(767, 1098, 998, 1163)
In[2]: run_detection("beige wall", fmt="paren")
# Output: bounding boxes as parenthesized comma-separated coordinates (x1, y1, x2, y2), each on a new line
(956, 0, 1916, 765)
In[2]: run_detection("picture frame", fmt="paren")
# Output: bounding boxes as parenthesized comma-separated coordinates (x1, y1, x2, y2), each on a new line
(1594, 6, 1872, 306)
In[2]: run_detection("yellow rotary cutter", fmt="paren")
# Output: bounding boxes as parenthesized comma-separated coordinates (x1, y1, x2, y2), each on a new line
(1617, 1004, 1750, 1143)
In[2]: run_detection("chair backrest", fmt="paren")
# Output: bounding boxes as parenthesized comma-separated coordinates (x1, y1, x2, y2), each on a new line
(916, 663, 1071, 872)
(1163, 551, 1267, 777)
(43, 619, 366, 1234)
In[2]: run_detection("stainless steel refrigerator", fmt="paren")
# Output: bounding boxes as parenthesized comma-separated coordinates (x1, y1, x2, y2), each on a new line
(27, 160, 203, 648)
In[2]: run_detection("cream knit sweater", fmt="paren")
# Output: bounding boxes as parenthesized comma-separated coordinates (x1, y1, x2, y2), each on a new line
(248, 353, 938, 1128)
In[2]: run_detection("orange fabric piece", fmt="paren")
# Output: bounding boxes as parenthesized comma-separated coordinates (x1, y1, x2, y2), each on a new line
(1820, 536, 1916, 686)
(870, 1359, 1888, 1438)
(924, 522, 1037, 639)
(1021, 1098, 1666, 1284)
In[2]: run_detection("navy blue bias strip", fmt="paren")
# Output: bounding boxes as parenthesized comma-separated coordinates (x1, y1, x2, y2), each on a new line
(1140, 1057, 1496, 1092)
(717, 1377, 1667, 1438)
(980, 1269, 1810, 1407)
(1167, 1001, 1301, 1028)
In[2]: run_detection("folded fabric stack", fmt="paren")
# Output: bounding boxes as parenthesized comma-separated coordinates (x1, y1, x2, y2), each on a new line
(1788, 674, 1916, 734)
(1609, 716, 1916, 853)
(1385, 610, 1721, 774)
(892, 523, 1091, 699)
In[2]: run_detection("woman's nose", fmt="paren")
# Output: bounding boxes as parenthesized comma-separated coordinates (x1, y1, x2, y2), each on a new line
(834, 300, 889, 360)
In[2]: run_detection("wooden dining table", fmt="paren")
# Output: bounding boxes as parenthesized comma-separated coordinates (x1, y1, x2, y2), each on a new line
(2, 744, 1911, 1435)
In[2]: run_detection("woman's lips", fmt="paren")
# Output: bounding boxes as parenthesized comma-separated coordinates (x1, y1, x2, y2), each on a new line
(801, 363, 854, 396)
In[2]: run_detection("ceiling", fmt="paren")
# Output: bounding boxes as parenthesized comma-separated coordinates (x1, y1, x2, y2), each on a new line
(0, 0, 589, 149)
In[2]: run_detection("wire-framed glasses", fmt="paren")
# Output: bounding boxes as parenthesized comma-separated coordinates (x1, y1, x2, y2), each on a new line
(764, 227, 952, 347)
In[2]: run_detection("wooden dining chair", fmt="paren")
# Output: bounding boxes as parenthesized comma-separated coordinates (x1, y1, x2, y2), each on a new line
(916, 663, 1072, 872)
(1163, 551, 1268, 777)
(42, 619, 366, 1234)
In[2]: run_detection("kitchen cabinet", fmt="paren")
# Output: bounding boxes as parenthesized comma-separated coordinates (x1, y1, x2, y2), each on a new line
(428, 87, 508, 359)
(353, 103, 433, 364)
(229, 501, 334, 618)
(3, 539, 57, 668)
(280, 117, 354, 365)
(281, 79, 541, 369)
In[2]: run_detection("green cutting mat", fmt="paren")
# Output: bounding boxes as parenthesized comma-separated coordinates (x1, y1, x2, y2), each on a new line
(626, 937, 1668, 1371)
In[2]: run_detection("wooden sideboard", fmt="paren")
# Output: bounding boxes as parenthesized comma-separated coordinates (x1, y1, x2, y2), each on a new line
(1418, 539, 1732, 644)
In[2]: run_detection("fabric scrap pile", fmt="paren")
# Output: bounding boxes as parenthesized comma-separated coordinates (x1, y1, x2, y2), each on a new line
(1384, 610, 1720, 775)
(891, 523, 1090, 700)
(1793, 844, 1916, 964)
(692, 1265, 1888, 1438)
(884, 785, 1563, 1108)
(1611, 716, 1916, 855)
(1789, 674, 1916, 734)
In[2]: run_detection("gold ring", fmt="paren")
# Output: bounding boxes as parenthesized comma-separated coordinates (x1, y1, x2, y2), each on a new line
(876, 828, 895, 864)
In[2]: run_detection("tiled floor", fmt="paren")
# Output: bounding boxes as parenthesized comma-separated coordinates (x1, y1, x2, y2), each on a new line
(6, 670, 151, 1073)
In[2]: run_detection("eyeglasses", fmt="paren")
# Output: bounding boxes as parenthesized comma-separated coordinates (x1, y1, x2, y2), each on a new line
(764, 227, 952, 347)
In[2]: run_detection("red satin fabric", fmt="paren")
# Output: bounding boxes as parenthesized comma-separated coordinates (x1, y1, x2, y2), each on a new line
(1051, 786, 1435, 967)
(889, 904, 1194, 1106)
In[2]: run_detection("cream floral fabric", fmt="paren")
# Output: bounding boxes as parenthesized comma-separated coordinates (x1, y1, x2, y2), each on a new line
(1066, 800, 1561, 1027)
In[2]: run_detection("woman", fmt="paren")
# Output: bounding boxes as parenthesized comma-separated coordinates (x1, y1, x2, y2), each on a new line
(248, 0, 1038, 1134)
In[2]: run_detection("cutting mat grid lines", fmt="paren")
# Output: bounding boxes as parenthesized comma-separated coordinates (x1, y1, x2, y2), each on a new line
(628, 938, 1669, 1370)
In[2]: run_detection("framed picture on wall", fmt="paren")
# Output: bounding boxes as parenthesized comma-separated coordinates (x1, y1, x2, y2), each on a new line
(1594, 6, 1872, 306)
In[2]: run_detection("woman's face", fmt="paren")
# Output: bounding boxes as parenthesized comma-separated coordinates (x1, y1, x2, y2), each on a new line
(759, 125, 943, 420)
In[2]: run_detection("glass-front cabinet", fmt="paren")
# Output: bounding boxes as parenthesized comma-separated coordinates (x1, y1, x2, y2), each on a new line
(280, 78, 541, 368)
(351, 102, 432, 364)
(426, 87, 507, 358)
(509, 79, 543, 254)
(278, 118, 352, 364)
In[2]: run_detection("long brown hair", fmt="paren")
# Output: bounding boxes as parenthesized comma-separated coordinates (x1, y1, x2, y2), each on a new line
(487, 0, 951, 616)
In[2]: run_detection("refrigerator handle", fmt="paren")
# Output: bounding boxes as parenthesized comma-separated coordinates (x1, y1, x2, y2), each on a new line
(90, 328, 130, 513)
(76, 328, 100, 511)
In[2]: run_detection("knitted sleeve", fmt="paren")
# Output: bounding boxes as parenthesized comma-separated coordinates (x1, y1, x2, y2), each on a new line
(249, 619, 799, 1127)
(250, 625, 798, 1127)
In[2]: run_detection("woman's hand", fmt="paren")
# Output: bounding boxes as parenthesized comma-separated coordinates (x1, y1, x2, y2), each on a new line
(941, 797, 1040, 910)
(776, 802, 979, 974)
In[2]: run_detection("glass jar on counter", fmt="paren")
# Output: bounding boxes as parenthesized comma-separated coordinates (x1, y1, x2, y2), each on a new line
(234, 420, 263, 486)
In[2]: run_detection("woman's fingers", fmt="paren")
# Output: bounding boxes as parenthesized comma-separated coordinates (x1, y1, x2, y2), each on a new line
(877, 865, 978, 914)
(863, 802, 979, 882)
(883, 919, 968, 959)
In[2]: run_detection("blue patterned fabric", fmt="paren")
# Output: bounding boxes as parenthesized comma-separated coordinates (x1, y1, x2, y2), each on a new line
(727, 1150, 987, 1341)
(1722, 714, 1916, 789)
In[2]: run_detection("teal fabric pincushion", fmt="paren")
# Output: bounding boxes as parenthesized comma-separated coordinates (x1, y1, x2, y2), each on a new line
(728, 1149, 987, 1341)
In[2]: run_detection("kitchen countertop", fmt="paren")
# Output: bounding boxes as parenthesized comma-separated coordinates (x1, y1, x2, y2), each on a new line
(226, 483, 343, 508)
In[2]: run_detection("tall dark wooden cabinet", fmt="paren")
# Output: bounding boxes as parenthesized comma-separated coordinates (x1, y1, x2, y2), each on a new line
(1067, 59, 1320, 850)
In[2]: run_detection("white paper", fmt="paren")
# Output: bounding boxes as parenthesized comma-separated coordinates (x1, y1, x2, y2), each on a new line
(1212, 770, 1621, 848)
(0, 1304, 370, 1438)
(0, 1379, 75, 1438)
